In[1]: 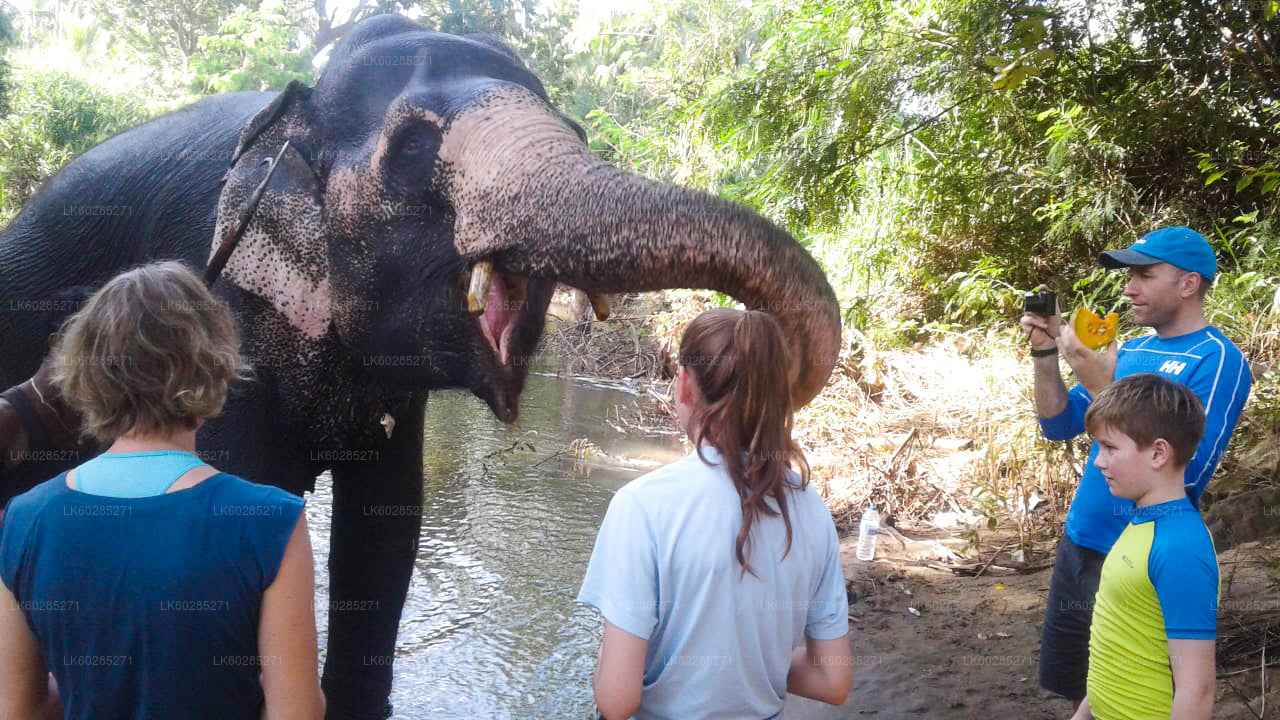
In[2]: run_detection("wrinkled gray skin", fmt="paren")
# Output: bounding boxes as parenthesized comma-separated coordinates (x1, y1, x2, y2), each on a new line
(0, 15, 840, 719)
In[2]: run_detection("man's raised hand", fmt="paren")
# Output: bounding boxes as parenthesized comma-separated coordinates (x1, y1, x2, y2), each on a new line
(1059, 321, 1117, 396)
(1020, 284, 1061, 352)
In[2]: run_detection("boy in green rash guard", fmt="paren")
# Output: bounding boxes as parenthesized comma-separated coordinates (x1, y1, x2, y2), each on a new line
(1071, 374, 1217, 720)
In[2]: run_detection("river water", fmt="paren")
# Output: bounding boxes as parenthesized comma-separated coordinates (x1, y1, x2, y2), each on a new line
(306, 373, 687, 718)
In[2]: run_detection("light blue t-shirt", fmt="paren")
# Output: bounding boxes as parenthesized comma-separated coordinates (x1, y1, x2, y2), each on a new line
(578, 445, 849, 720)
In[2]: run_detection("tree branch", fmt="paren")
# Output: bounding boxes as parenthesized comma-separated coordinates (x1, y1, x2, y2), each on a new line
(831, 89, 986, 173)
(1197, 1, 1280, 101)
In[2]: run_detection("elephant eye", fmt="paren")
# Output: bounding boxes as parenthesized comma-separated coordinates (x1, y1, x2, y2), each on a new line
(384, 120, 442, 197)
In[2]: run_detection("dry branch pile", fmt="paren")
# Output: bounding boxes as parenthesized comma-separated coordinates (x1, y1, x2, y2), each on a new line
(546, 291, 1086, 552)
(791, 334, 1085, 550)
(544, 290, 1280, 713)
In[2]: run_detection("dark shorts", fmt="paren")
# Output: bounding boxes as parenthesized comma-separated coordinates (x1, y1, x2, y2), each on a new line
(1039, 533, 1106, 700)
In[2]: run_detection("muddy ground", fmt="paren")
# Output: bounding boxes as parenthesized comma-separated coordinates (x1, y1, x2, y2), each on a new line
(782, 530, 1280, 719)
(551, 292, 1280, 719)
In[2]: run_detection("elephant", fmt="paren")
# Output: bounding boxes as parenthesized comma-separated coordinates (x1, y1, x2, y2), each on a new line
(0, 14, 841, 719)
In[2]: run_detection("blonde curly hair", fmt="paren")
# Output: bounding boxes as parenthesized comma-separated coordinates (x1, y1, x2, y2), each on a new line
(54, 261, 249, 442)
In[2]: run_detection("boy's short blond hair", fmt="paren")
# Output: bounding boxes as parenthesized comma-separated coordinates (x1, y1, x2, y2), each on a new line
(54, 261, 248, 442)
(1084, 373, 1205, 468)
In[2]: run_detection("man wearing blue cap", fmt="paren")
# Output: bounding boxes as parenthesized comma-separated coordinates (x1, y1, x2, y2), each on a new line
(1019, 226, 1251, 710)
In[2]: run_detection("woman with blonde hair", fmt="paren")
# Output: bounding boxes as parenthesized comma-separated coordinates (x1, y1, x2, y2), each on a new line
(580, 307, 853, 719)
(0, 261, 324, 719)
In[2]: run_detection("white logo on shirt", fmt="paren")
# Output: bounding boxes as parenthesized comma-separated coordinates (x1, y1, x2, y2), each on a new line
(1159, 360, 1187, 375)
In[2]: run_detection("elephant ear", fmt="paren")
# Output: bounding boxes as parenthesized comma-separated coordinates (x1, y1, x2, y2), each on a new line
(212, 83, 331, 340)
(228, 80, 313, 168)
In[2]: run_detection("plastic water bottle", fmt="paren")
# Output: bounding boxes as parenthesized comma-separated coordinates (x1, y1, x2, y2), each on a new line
(856, 505, 880, 561)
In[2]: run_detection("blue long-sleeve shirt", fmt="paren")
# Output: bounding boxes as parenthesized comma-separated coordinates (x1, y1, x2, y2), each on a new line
(1039, 326, 1251, 554)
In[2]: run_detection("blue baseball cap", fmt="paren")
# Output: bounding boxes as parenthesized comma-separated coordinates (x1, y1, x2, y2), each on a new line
(1098, 226, 1217, 280)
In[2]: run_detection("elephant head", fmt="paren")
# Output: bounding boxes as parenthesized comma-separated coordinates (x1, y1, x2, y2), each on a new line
(213, 15, 840, 423)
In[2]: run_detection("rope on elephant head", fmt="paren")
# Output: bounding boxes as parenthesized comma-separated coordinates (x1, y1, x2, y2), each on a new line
(203, 140, 292, 289)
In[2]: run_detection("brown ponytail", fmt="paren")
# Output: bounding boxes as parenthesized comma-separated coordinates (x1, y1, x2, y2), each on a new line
(678, 307, 810, 576)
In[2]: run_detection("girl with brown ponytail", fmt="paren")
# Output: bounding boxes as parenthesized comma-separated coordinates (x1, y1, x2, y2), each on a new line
(579, 308, 852, 720)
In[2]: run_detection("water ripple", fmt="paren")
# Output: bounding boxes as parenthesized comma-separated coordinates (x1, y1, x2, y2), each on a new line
(305, 376, 682, 717)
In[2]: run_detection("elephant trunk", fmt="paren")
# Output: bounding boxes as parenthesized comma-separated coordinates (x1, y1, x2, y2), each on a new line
(442, 87, 841, 408)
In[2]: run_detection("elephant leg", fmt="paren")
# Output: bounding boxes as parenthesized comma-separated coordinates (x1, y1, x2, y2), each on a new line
(323, 405, 425, 720)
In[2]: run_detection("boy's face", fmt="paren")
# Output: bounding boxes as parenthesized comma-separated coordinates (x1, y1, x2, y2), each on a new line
(1091, 425, 1155, 501)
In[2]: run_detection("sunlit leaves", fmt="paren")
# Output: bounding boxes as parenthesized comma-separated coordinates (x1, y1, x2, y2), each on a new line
(0, 68, 147, 220)
(988, 6, 1056, 91)
(189, 2, 312, 93)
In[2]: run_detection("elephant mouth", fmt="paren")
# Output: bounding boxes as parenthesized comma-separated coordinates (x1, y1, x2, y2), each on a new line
(458, 258, 605, 422)
(467, 262, 529, 367)
(458, 259, 548, 423)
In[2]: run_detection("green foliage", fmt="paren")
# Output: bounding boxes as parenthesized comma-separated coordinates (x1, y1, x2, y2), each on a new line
(0, 7, 15, 117)
(1202, 216, 1280, 363)
(84, 0, 253, 68)
(510, 0, 579, 109)
(945, 258, 1019, 327)
(415, 0, 534, 38)
(571, 0, 1280, 353)
(0, 68, 148, 221)
(63, 12, 106, 56)
(189, 2, 314, 94)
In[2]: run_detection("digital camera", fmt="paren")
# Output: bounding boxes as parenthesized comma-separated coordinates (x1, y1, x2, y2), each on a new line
(1023, 290, 1056, 317)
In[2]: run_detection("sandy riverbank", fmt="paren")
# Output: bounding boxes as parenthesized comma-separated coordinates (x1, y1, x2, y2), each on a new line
(780, 533, 1280, 719)
(544, 287, 1280, 718)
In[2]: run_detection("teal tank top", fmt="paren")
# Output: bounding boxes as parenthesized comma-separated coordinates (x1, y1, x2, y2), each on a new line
(0, 472, 306, 719)
(75, 451, 207, 497)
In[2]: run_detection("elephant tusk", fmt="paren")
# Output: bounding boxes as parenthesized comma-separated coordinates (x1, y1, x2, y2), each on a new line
(380, 412, 395, 439)
(467, 261, 493, 315)
(589, 293, 611, 321)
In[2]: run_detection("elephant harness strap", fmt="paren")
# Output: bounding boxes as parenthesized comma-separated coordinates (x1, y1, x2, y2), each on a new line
(203, 140, 292, 288)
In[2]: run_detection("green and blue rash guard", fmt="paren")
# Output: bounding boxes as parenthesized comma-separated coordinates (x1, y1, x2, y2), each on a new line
(1039, 326, 1251, 554)
(1086, 497, 1219, 720)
